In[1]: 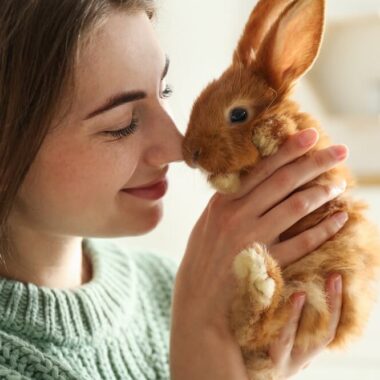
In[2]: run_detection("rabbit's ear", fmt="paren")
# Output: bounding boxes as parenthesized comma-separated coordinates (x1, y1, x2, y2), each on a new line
(233, 0, 296, 66)
(256, 0, 325, 90)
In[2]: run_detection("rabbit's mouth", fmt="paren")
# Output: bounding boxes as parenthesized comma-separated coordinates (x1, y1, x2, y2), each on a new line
(207, 172, 241, 194)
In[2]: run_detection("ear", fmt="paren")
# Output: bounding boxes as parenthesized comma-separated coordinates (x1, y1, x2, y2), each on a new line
(256, 0, 325, 90)
(233, 0, 296, 66)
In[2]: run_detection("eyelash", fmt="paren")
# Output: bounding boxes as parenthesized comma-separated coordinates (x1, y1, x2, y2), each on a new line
(161, 83, 173, 99)
(105, 117, 139, 139)
(105, 84, 173, 140)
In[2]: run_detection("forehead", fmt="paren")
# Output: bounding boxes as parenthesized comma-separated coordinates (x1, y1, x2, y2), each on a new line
(71, 10, 163, 118)
(195, 67, 272, 111)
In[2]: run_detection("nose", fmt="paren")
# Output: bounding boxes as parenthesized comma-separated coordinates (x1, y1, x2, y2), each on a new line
(182, 144, 202, 168)
(192, 148, 202, 162)
(143, 106, 184, 167)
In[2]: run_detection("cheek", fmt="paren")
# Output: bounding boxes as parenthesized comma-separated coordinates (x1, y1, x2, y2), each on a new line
(18, 134, 137, 223)
(36, 145, 105, 205)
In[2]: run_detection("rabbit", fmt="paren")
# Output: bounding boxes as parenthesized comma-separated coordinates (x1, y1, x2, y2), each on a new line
(182, 0, 380, 378)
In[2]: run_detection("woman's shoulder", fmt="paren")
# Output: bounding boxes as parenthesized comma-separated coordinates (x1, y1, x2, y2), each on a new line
(0, 330, 80, 380)
(0, 364, 30, 379)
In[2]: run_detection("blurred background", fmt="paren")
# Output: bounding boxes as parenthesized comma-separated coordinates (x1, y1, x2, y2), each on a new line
(108, 0, 379, 378)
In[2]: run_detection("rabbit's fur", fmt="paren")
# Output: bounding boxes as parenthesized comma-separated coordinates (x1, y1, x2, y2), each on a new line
(182, 0, 380, 378)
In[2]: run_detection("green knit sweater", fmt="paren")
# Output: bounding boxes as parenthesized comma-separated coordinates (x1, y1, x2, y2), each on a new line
(0, 238, 179, 379)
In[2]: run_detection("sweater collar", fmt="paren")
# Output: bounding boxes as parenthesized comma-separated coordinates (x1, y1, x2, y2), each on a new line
(0, 238, 137, 347)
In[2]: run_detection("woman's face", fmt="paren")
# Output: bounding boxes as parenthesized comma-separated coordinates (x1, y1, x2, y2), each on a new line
(10, 10, 183, 238)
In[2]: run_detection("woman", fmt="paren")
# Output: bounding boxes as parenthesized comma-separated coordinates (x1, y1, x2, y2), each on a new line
(0, 0, 348, 379)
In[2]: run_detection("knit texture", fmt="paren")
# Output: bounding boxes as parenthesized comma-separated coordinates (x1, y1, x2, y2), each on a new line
(0, 238, 179, 379)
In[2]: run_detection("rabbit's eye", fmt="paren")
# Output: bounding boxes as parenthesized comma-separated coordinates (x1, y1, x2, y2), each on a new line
(230, 108, 248, 124)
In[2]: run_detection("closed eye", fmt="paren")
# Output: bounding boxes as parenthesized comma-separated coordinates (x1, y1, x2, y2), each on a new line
(104, 117, 139, 140)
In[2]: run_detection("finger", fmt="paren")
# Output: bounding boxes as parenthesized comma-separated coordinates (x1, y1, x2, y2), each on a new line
(269, 293, 306, 367)
(243, 144, 349, 215)
(228, 128, 320, 200)
(324, 273, 343, 345)
(270, 211, 349, 267)
(290, 275, 343, 366)
(259, 181, 347, 245)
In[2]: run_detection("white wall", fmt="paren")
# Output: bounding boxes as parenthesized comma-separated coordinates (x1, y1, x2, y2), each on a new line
(326, 0, 380, 20)
(109, 1, 380, 378)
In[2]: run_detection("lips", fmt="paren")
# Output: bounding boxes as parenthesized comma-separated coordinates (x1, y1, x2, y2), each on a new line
(121, 176, 168, 200)
(121, 167, 169, 200)
(122, 179, 168, 200)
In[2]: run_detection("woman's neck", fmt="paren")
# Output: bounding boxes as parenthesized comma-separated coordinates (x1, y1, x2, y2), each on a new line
(0, 226, 92, 289)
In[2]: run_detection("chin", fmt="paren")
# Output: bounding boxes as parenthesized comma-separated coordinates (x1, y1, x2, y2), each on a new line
(146, 204, 163, 228)
(89, 202, 164, 238)
(127, 202, 164, 236)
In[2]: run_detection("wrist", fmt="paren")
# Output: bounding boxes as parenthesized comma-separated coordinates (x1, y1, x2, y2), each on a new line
(170, 324, 249, 380)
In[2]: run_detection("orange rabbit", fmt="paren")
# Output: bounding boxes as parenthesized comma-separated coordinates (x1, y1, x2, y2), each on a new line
(182, 0, 380, 378)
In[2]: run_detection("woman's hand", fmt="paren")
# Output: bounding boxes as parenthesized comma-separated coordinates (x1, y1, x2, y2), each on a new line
(170, 275, 343, 380)
(170, 128, 348, 380)
(269, 274, 343, 379)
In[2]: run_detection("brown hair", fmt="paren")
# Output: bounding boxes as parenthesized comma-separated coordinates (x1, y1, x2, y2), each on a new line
(0, 0, 156, 259)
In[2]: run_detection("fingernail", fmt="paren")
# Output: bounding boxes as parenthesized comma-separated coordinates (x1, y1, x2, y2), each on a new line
(334, 275, 342, 293)
(334, 211, 348, 226)
(331, 145, 348, 160)
(330, 180, 347, 197)
(298, 129, 318, 147)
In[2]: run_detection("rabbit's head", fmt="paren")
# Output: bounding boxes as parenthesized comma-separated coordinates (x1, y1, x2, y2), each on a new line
(183, 0, 325, 193)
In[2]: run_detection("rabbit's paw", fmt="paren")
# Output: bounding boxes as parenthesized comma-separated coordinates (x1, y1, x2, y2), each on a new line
(252, 116, 297, 157)
(233, 243, 275, 309)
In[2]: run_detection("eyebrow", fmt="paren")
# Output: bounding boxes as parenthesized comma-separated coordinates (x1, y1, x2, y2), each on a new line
(84, 55, 170, 120)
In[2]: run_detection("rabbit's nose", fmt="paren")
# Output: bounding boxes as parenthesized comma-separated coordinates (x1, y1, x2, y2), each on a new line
(192, 148, 202, 163)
